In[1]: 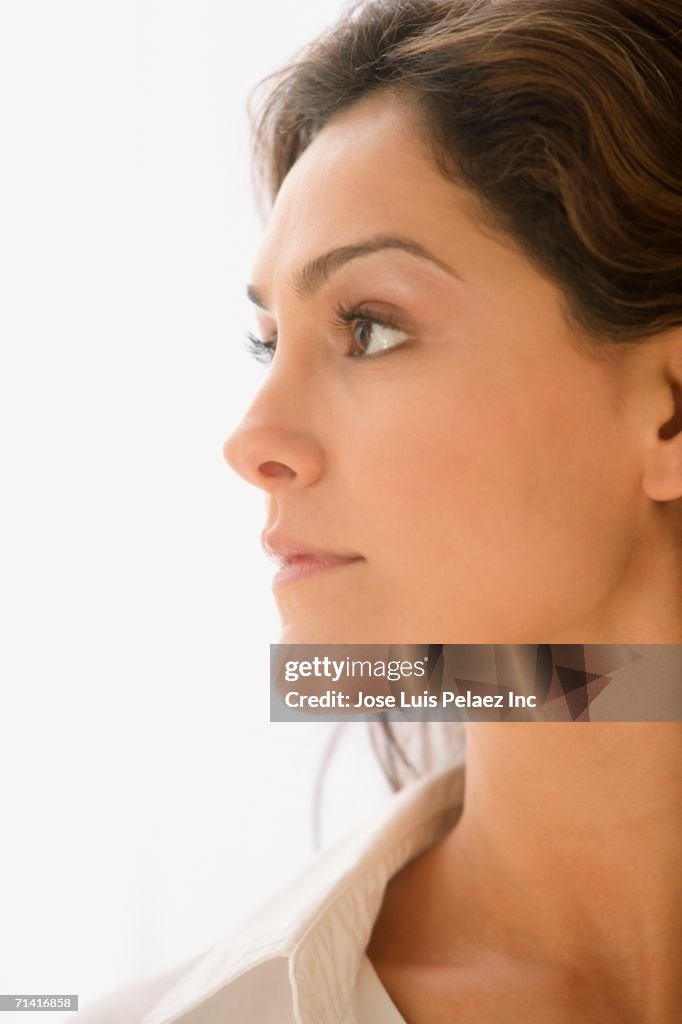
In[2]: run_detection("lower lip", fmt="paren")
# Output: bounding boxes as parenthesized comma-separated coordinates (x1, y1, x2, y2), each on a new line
(272, 555, 363, 589)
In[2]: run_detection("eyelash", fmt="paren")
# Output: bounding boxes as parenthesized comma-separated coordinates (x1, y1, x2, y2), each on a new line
(243, 301, 405, 364)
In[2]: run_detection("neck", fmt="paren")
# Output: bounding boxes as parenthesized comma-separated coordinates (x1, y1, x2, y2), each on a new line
(438, 723, 682, 1018)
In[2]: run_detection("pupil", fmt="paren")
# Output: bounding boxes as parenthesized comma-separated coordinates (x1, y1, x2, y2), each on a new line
(356, 321, 370, 351)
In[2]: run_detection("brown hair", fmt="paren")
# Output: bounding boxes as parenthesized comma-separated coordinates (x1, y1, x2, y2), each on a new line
(246, 0, 682, 821)
(248, 0, 681, 346)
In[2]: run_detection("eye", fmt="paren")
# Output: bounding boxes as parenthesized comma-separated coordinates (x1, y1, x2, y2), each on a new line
(243, 303, 409, 364)
(337, 303, 410, 359)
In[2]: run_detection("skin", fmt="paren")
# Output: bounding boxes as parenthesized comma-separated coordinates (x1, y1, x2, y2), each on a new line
(223, 90, 682, 646)
(366, 722, 682, 1024)
(223, 91, 682, 1021)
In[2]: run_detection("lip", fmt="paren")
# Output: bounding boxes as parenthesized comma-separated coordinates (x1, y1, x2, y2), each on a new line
(261, 529, 364, 588)
(271, 554, 363, 589)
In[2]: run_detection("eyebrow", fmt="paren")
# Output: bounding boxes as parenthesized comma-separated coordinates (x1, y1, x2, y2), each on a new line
(245, 233, 461, 312)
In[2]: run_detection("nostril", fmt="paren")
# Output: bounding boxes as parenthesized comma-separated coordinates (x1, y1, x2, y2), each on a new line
(260, 460, 294, 478)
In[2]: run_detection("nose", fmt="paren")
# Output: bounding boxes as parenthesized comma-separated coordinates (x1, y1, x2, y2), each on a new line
(222, 395, 326, 494)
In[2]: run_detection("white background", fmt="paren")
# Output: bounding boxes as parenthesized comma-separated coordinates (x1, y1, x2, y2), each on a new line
(0, 2, 395, 1019)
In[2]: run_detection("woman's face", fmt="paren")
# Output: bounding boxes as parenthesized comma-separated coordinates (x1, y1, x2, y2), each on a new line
(223, 90, 651, 644)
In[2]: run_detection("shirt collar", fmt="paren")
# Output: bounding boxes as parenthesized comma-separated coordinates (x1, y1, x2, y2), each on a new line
(141, 760, 466, 1024)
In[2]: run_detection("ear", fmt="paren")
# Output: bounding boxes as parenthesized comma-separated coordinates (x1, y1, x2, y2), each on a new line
(641, 331, 682, 503)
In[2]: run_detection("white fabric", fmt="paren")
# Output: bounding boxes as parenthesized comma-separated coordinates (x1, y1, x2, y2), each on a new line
(78, 760, 466, 1024)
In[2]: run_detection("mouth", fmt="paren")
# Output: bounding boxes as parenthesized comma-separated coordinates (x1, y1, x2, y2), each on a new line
(271, 554, 364, 589)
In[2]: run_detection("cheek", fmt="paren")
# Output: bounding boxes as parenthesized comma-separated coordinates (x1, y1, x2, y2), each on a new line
(346, 367, 630, 603)
(343, 382, 527, 556)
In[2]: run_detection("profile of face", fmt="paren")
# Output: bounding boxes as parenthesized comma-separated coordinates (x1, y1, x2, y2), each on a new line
(223, 90, 678, 645)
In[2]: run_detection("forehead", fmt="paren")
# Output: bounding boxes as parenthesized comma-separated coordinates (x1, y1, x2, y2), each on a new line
(249, 91, 477, 288)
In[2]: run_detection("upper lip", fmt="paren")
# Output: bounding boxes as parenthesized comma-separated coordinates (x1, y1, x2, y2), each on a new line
(261, 529, 363, 565)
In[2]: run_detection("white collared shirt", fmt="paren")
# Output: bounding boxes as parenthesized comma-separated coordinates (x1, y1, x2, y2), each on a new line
(79, 760, 466, 1024)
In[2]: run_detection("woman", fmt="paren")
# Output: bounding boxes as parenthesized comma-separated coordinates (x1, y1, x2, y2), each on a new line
(81, 0, 681, 1021)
